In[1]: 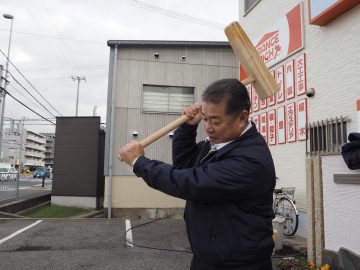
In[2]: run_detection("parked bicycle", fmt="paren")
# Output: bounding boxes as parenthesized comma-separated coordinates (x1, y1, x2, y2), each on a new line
(273, 187, 299, 236)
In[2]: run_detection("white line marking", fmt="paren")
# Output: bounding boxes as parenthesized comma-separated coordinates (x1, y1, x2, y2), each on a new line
(125, 219, 134, 248)
(0, 220, 43, 245)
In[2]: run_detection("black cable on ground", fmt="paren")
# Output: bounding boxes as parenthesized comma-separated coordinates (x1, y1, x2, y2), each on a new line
(123, 218, 307, 259)
(123, 218, 192, 254)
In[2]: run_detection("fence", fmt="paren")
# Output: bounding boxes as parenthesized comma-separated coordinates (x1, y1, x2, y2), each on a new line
(306, 116, 350, 156)
(0, 173, 20, 202)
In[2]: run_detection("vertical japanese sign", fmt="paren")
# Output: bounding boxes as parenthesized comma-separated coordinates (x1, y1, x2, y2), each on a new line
(285, 59, 295, 100)
(297, 98, 307, 141)
(277, 106, 286, 144)
(253, 114, 260, 132)
(260, 112, 268, 143)
(296, 53, 307, 96)
(252, 86, 260, 112)
(268, 70, 276, 107)
(268, 109, 277, 146)
(286, 102, 297, 143)
(276, 65, 285, 103)
(246, 84, 252, 113)
(261, 97, 267, 110)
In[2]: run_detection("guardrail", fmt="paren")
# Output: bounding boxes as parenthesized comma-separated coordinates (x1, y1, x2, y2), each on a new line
(0, 173, 20, 202)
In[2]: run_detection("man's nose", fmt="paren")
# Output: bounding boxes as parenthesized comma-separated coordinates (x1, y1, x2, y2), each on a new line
(204, 122, 214, 133)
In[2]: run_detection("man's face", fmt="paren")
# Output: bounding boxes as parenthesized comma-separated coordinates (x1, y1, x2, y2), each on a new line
(201, 101, 248, 145)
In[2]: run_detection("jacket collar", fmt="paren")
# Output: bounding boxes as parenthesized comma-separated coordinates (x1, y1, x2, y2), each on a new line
(212, 122, 258, 159)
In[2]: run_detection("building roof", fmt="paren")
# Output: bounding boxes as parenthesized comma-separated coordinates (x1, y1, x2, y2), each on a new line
(107, 40, 230, 48)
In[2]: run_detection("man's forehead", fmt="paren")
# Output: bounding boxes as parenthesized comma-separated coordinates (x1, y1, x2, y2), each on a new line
(201, 102, 226, 116)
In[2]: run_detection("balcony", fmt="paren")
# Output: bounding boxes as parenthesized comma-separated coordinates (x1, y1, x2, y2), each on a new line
(25, 150, 44, 159)
(25, 143, 46, 152)
(24, 158, 45, 167)
(26, 134, 46, 145)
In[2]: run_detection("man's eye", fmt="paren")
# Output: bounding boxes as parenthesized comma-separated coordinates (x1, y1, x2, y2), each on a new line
(212, 120, 221, 125)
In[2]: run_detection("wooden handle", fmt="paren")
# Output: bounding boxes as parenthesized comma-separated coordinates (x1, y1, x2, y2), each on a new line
(225, 22, 278, 100)
(140, 115, 190, 147)
(240, 75, 255, 86)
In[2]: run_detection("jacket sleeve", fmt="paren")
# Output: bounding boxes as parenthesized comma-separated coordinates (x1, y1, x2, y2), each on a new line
(133, 153, 274, 203)
(172, 124, 199, 168)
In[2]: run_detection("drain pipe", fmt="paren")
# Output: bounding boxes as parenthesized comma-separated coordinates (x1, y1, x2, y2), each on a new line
(107, 44, 118, 219)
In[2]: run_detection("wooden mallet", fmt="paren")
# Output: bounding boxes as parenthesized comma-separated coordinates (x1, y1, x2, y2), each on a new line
(130, 21, 279, 148)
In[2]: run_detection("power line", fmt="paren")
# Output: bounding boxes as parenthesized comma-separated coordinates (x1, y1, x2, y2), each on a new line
(7, 71, 56, 118)
(0, 48, 62, 116)
(4, 117, 56, 121)
(0, 28, 104, 45)
(7, 83, 55, 118)
(0, 86, 56, 125)
(115, 0, 225, 29)
(35, 0, 83, 76)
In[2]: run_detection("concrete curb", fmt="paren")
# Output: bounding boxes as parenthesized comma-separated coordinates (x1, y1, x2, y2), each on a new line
(0, 211, 25, 218)
(0, 193, 51, 214)
(72, 210, 104, 219)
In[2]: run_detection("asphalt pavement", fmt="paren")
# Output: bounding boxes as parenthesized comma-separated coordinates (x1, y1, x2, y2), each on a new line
(0, 218, 306, 270)
(0, 218, 192, 270)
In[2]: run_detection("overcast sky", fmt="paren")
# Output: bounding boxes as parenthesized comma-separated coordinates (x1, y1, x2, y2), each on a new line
(0, 0, 239, 134)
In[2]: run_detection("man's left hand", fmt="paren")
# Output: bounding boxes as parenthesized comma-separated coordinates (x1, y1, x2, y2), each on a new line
(118, 140, 144, 166)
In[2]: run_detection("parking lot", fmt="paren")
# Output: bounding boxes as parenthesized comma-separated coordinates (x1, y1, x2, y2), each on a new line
(0, 218, 192, 270)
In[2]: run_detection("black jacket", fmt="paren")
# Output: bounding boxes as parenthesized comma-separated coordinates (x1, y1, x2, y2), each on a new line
(133, 122, 276, 265)
(342, 132, 360, 170)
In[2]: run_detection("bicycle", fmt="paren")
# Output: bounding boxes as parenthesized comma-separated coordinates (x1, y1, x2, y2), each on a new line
(273, 187, 299, 236)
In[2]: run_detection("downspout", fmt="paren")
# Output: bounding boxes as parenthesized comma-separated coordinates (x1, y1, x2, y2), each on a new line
(108, 44, 118, 219)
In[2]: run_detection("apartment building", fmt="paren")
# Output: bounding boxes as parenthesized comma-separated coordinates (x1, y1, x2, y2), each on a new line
(40, 133, 55, 169)
(2, 128, 47, 170)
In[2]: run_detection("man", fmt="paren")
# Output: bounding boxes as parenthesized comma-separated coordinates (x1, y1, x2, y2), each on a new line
(119, 79, 276, 270)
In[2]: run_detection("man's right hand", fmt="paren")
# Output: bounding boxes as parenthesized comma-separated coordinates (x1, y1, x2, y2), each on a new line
(183, 103, 202, 126)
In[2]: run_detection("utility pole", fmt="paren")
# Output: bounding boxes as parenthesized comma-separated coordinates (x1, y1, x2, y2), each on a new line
(18, 117, 25, 172)
(0, 14, 14, 161)
(71, 76, 86, 116)
(0, 65, 4, 161)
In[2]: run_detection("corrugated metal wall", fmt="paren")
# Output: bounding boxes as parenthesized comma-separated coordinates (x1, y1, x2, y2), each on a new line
(108, 45, 239, 176)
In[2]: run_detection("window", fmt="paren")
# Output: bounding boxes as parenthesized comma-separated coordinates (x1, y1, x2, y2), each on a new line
(244, 0, 261, 15)
(142, 84, 194, 114)
(307, 116, 349, 156)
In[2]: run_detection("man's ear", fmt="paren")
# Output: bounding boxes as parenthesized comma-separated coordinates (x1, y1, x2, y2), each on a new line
(239, 110, 249, 123)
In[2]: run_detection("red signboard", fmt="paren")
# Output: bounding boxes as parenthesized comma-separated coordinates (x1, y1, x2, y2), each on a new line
(296, 53, 307, 96)
(276, 65, 285, 103)
(260, 112, 268, 143)
(285, 59, 295, 100)
(268, 70, 276, 107)
(297, 98, 308, 141)
(268, 109, 277, 146)
(286, 102, 297, 143)
(277, 106, 286, 144)
(252, 86, 260, 112)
